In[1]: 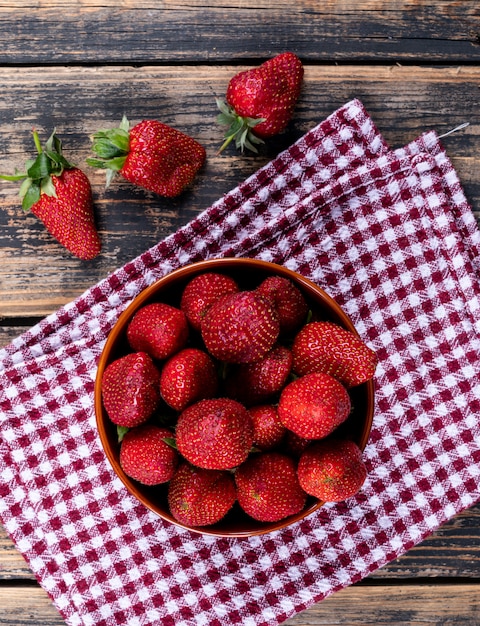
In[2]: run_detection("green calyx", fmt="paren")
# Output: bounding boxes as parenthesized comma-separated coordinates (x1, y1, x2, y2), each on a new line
(216, 98, 266, 154)
(86, 115, 131, 188)
(0, 129, 72, 211)
(117, 425, 130, 443)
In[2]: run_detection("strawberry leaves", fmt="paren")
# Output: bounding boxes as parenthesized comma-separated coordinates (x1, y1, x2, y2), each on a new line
(86, 115, 130, 188)
(0, 129, 72, 211)
(216, 98, 266, 154)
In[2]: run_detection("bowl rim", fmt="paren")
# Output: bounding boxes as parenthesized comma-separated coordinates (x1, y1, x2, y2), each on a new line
(94, 258, 375, 537)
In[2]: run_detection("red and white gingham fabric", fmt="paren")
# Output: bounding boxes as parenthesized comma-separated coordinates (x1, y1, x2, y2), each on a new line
(1, 99, 480, 626)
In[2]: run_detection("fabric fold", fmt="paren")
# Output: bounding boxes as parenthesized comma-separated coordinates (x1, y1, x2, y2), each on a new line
(1, 99, 479, 626)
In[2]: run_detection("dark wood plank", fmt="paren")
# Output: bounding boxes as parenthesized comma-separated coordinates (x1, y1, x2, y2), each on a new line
(0, 64, 479, 319)
(1, 583, 480, 626)
(284, 584, 480, 625)
(0, 527, 36, 580)
(0, 1, 479, 63)
(0, 587, 65, 626)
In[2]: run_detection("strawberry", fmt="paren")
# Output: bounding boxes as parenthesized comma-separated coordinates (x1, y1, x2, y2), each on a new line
(175, 398, 254, 470)
(180, 272, 239, 331)
(297, 439, 367, 502)
(201, 290, 280, 364)
(235, 452, 306, 522)
(127, 302, 189, 361)
(282, 430, 311, 458)
(119, 424, 178, 485)
(101, 352, 161, 427)
(256, 276, 308, 335)
(278, 372, 351, 440)
(0, 129, 100, 260)
(292, 321, 377, 387)
(249, 404, 286, 451)
(87, 116, 206, 197)
(224, 344, 292, 406)
(159, 348, 219, 412)
(168, 463, 236, 527)
(216, 52, 304, 153)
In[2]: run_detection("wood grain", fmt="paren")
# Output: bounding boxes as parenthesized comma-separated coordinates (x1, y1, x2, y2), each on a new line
(0, 1, 478, 63)
(284, 584, 480, 625)
(1, 583, 480, 626)
(0, 64, 479, 319)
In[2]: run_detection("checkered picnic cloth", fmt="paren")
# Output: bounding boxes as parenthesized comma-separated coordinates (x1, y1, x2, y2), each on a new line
(1, 98, 480, 626)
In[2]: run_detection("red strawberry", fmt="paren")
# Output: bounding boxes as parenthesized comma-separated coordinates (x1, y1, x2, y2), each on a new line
(175, 398, 254, 470)
(256, 276, 308, 335)
(217, 52, 304, 153)
(127, 302, 189, 361)
(282, 430, 311, 458)
(292, 321, 377, 387)
(235, 452, 306, 522)
(0, 129, 100, 260)
(101, 352, 161, 427)
(119, 424, 178, 485)
(180, 272, 239, 331)
(168, 463, 236, 527)
(159, 348, 219, 412)
(297, 439, 367, 502)
(201, 290, 280, 364)
(224, 344, 292, 406)
(249, 404, 286, 450)
(87, 116, 206, 197)
(278, 372, 351, 440)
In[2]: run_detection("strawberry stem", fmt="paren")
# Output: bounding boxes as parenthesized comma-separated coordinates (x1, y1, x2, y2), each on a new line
(216, 98, 265, 154)
(0, 129, 73, 211)
(32, 130, 43, 155)
(86, 115, 131, 188)
(0, 172, 27, 181)
(217, 133, 235, 156)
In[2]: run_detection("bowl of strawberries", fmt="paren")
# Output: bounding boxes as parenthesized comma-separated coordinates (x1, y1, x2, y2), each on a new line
(94, 257, 377, 537)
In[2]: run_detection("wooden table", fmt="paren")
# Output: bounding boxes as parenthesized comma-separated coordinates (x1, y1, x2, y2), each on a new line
(1, 2, 480, 624)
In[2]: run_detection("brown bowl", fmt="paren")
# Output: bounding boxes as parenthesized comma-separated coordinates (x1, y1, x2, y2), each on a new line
(95, 258, 375, 537)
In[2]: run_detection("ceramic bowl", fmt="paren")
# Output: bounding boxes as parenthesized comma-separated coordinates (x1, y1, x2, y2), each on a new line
(95, 257, 375, 537)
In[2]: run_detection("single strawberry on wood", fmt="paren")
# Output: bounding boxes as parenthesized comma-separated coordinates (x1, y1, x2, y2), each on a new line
(297, 439, 367, 502)
(216, 52, 304, 153)
(0, 129, 101, 260)
(120, 424, 178, 486)
(168, 463, 237, 527)
(87, 116, 206, 197)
